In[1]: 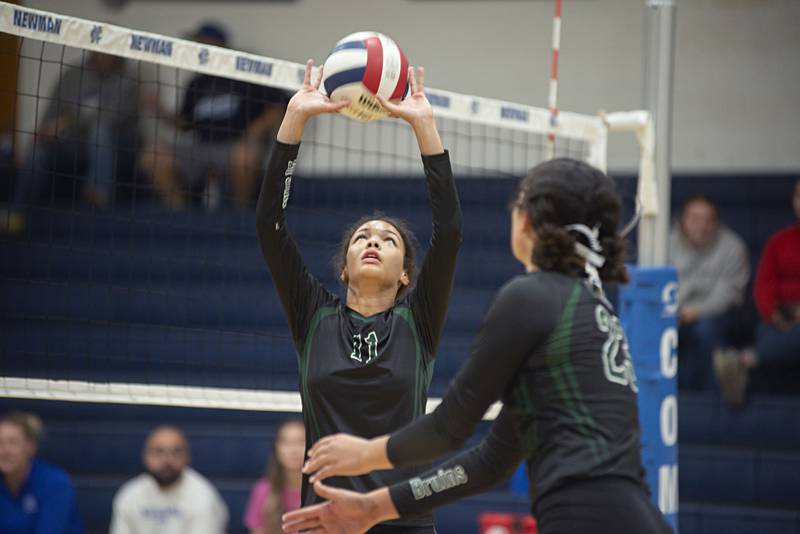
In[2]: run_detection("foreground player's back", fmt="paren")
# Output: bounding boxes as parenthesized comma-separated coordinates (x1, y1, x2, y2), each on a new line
(502, 270, 644, 503)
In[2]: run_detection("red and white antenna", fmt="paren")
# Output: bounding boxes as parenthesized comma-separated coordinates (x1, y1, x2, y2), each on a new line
(545, 0, 562, 160)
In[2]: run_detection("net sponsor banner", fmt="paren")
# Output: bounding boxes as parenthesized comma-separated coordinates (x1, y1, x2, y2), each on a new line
(0, 1, 606, 168)
(619, 266, 679, 532)
(0, 377, 503, 420)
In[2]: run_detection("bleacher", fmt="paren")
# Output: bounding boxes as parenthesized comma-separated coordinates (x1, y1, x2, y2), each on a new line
(2, 174, 799, 533)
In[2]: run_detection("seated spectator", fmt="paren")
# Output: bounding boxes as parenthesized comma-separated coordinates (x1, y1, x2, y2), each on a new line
(716, 178, 800, 405)
(668, 194, 750, 391)
(243, 420, 304, 534)
(3, 52, 138, 233)
(110, 425, 227, 534)
(0, 411, 83, 534)
(140, 23, 287, 210)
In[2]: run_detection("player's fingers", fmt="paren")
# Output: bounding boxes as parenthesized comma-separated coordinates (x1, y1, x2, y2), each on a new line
(313, 480, 346, 501)
(303, 451, 330, 474)
(283, 503, 334, 532)
(303, 59, 314, 87)
(283, 503, 327, 523)
(415, 66, 425, 93)
(309, 464, 337, 484)
(282, 516, 324, 533)
(375, 94, 400, 117)
(308, 437, 333, 458)
(314, 63, 324, 89)
(326, 99, 350, 112)
(407, 66, 418, 95)
(310, 434, 341, 455)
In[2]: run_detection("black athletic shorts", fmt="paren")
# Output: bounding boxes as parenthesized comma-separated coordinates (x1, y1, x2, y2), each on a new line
(533, 476, 674, 534)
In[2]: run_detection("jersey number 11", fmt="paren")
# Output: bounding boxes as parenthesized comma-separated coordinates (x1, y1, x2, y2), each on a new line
(350, 331, 379, 364)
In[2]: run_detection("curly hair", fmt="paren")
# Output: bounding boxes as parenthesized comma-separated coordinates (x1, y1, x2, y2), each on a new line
(514, 158, 628, 283)
(334, 211, 418, 301)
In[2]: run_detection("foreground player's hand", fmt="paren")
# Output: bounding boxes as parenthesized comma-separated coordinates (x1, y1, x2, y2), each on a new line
(282, 482, 396, 534)
(304, 434, 390, 483)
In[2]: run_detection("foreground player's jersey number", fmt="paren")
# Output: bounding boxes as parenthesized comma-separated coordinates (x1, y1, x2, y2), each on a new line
(595, 305, 638, 392)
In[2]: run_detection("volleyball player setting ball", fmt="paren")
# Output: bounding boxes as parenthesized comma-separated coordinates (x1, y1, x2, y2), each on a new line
(285, 160, 674, 534)
(255, 33, 462, 534)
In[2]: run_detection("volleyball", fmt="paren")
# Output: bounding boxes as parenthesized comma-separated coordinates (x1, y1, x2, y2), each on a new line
(321, 31, 410, 122)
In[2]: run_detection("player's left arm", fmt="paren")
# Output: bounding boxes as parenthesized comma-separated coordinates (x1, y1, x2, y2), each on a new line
(408, 148, 462, 356)
(390, 68, 463, 356)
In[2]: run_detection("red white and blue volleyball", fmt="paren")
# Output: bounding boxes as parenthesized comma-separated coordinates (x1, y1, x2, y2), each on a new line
(321, 31, 410, 122)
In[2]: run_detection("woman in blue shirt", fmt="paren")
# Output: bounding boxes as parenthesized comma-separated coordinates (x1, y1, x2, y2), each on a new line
(0, 412, 83, 534)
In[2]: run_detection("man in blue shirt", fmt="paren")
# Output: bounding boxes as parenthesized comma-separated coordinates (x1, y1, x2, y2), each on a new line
(0, 412, 83, 534)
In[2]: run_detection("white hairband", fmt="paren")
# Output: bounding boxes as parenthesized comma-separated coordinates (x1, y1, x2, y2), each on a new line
(564, 223, 606, 269)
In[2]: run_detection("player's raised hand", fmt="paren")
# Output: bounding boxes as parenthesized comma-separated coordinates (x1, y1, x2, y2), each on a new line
(376, 66, 443, 156)
(278, 59, 350, 144)
(303, 434, 390, 483)
(375, 66, 432, 127)
(282, 482, 395, 534)
(287, 59, 351, 119)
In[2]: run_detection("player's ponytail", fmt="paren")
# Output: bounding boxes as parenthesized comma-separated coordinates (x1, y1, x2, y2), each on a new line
(516, 158, 628, 284)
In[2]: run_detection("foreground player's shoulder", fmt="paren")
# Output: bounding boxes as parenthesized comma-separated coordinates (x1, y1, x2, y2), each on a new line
(493, 272, 564, 317)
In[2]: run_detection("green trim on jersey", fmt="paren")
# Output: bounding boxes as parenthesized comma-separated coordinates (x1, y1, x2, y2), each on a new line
(347, 309, 380, 324)
(544, 283, 609, 465)
(394, 306, 429, 418)
(300, 305, 339, 437)
(514, 379, 539, 452)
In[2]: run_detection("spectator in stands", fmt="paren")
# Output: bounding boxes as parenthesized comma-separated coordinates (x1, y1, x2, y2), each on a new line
(140, 22, 287, 210)
(716, 178, 800, 405)
(0, 411, 83, 534)
(243, 420, 304, 534)
(110, 425, 228, 534)
(3, 52, 138, 233)
(668, 194, 750, 391)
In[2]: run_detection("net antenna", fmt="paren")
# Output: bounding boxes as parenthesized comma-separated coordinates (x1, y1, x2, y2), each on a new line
(545, 0, 561, 161)
(543, 1, 657, 245)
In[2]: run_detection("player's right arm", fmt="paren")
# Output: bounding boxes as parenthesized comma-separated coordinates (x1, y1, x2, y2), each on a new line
(255, 59, 348, 345)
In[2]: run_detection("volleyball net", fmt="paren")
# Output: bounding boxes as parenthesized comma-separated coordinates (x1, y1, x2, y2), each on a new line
(0, 2, 653, 417)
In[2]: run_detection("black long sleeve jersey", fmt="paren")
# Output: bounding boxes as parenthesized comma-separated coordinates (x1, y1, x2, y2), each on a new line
(255, 141, 462, 527)
(386, 272, 647, 517)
